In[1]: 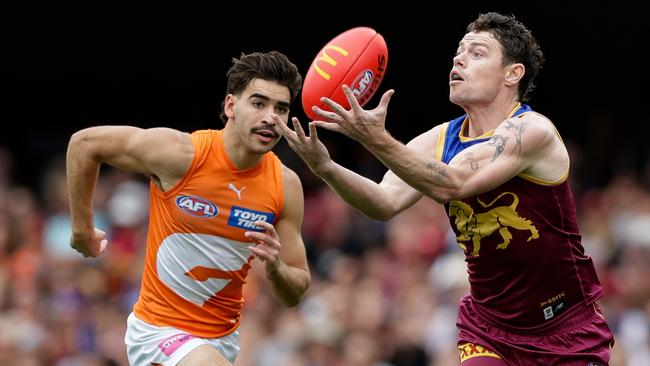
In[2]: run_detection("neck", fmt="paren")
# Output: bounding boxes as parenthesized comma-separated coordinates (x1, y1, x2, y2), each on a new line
(222, 125, 264, 170)
(463, 100, 521, 137)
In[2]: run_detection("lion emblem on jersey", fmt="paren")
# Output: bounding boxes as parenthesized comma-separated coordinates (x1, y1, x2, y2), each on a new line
(448, 192, 539, 256)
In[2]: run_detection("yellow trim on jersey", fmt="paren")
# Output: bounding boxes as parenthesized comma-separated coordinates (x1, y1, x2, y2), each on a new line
(518, 170, 569, 185)
(458, 117, 494, 142)
(458, 103, 522, 142)
(507, 102, 522, 118)
(458, 343, 502, 362)
(516, 110, 571, 186)
(435, 122, 449, 160)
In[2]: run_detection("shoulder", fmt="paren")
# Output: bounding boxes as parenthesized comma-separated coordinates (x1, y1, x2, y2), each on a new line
(138, 128, 194, 179)
(508, 112, 570, 181)
(139, 127, 193, 150)
(152, 128, 194, 158)
(281, 164, 303, 191)
(499, 111, 557, 147)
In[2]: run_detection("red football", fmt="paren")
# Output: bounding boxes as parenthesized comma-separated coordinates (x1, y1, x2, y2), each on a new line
(301, 27, 388, 120)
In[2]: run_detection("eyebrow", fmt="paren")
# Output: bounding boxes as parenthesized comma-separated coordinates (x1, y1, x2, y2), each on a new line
(458, 40, 492, 49)
(249, 93, 290, 108)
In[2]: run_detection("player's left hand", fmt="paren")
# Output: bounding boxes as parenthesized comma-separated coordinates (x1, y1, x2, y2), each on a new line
(275, 114, 333, 175)
(312, 85, 395, 145)
(246, 220, 281, 273)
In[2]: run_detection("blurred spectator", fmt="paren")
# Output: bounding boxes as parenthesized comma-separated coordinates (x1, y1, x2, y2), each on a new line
(0, 140, 649, 365)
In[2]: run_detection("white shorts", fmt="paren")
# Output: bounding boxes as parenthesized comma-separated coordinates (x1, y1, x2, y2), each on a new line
(124, 312, 240, 366)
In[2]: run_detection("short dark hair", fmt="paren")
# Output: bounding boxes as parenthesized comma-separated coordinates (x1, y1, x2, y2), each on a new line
(219, 51, 303, 125)
(467, 12, 545, 102)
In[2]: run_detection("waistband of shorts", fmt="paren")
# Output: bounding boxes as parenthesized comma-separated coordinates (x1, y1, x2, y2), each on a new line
(471, 298, 599, 336)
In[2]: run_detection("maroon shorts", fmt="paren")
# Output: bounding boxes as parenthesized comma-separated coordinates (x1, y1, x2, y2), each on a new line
(456, 295, 614, 365)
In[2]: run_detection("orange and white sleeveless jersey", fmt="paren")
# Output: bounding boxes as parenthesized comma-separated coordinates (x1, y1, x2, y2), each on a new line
(133, 129, 284, 338)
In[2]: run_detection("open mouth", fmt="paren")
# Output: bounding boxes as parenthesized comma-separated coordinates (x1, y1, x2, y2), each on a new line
(450, 71, 464, 82)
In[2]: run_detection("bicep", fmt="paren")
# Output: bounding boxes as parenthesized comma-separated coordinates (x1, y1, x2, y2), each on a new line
(70, 126, 193, 178)
(450, 118, 552, 197)
(276, 168, 309, 272)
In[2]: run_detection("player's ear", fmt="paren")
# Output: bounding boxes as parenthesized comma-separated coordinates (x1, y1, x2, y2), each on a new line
(224, 94, 236, 119)
(504, 63, 524, 86)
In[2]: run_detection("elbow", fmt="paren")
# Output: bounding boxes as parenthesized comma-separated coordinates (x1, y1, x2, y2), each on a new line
(69, 127, 98, 143)
(367, 209, 395, 221)
(68, 128, 95, 155)
(364, 201, 401, 221)
(68, 127, 106, 161)
(432, 191, 454, 204)
(68, 129, 88, 149)
(284, 273, 311, 308)
(429, 175, 466, 204)
(432, 189, 462, 204)
(283, 296, 304, 308)
(283, 291, 308, 308)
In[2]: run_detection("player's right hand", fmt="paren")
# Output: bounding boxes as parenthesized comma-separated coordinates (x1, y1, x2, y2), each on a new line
(70, 228, 108, 257)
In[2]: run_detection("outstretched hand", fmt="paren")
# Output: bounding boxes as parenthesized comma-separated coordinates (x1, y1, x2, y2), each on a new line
(275, 114, 333, 175)
(311, 85, 395, 146)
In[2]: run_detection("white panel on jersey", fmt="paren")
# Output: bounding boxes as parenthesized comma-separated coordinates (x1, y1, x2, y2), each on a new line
(157, 233, 253, 306)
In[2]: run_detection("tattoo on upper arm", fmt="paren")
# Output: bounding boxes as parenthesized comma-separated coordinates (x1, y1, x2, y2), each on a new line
(465, 152, 479, 170)
(488, 135, 509, 162)
(504, 120, 529, 155)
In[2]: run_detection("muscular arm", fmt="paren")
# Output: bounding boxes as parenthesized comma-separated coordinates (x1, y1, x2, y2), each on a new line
(315, 134, 429, 221)
(277, 116, 423, 221)
(363, 114, 560, 203)
(247, 166, 310, 307)
(313, 161, 421, 221)
(66, 125, 193, 256)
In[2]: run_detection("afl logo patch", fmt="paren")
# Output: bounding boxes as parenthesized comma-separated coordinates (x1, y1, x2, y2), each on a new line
(175, 195, 218, 218)
(351, 69, 374, 99)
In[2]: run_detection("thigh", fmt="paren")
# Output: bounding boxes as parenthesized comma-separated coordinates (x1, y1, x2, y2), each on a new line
(458, 342, 507, 366)
(125, 312, 239, 366)
(125, 313, 206, 366)
(461, 357, 508, 366)
(178, 344, 232, 366)
(456, 300, 614, 366)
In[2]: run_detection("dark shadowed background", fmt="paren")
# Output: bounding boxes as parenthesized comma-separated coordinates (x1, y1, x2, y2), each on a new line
(1, 3, 649, 366)
(5, 1, 646, 193)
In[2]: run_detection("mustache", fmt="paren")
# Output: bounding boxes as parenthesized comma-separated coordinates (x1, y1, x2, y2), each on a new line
(251, 126, 280, 138)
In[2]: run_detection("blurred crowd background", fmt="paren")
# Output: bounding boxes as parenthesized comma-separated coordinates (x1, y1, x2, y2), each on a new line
(3, 1, 648, 365)
(0, 139, 649, 366)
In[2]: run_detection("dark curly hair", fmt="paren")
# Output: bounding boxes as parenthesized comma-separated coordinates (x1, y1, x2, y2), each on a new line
(219, 51, 303, 125)
(467, 12, 545, 102)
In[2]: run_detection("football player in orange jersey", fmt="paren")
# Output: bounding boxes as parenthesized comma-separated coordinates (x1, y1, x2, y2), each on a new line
(67, 51, 310, 366)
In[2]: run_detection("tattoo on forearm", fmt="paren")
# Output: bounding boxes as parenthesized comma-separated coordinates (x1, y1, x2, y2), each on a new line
(426, 160, 448, 178)
(465, 152, 479, 170)
(488, 135, 509, 162)
(504, 120, 528, 155)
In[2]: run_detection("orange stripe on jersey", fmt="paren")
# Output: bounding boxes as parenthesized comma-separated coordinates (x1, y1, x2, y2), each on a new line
(133, 129, 284, 338)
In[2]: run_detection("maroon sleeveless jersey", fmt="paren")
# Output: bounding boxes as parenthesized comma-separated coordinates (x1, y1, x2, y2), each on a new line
(441, 107, 603, 329)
